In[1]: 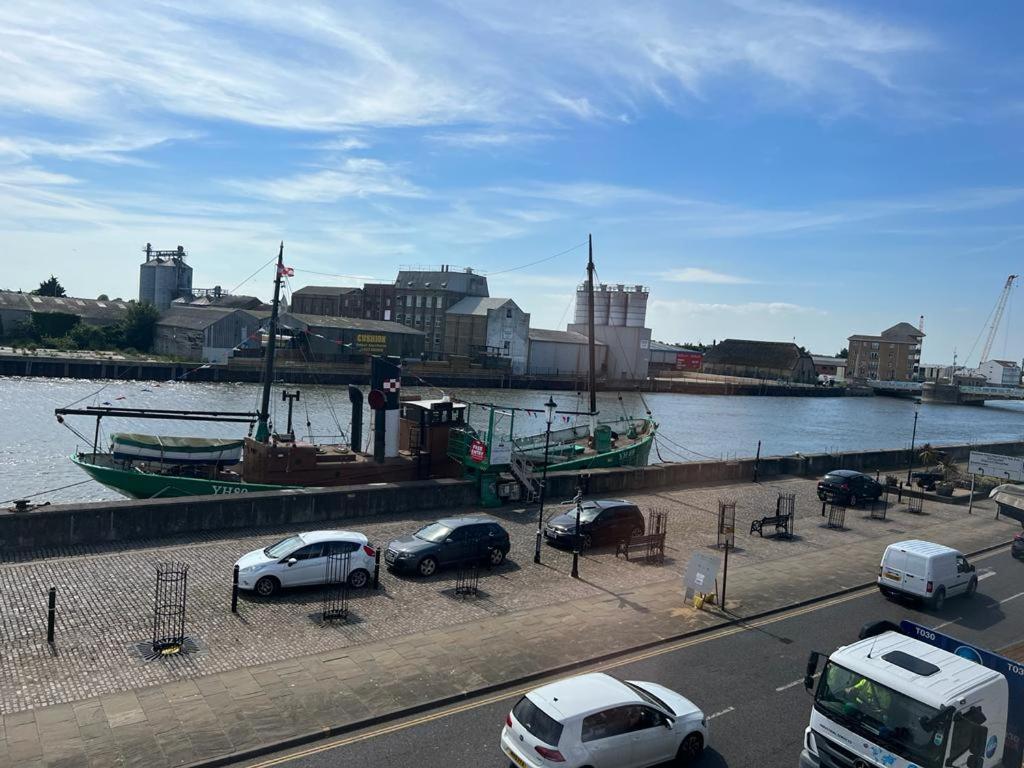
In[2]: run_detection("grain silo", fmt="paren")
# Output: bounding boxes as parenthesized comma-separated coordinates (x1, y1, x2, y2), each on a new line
(139, 244, 193, 310)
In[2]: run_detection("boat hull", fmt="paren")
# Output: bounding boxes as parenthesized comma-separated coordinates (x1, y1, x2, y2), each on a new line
(71, 454, 295, 499)
(545, 430, 654, 472)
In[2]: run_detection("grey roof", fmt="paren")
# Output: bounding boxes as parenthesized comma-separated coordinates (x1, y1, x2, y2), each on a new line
(395, 269, 489, 297)
(156, 306, 254, 331)
(446, 297, 517, 316)
(280, 312, 425, 335)
(0, 290, 131, 322)
(292, 285, 362, 296)
(649, 341, 701, 353)
(812, 355, 846, 366)
(703, 339, 809, 370)
(190, 294, 268, 309)
(882, 322, 925, 340)
(528, 328, 606, 346)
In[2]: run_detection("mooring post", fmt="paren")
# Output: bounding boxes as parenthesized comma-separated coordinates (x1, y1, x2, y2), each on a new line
(373, 548, 381, 589)
(231, 565, 239, 614)
(46, 586, 56, 644)
(753, 440, 761, 483)
(821, 500, 826, 517)
(721, 541, 730, 610)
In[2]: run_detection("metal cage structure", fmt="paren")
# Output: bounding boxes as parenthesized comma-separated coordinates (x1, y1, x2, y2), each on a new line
(322, 552, 351, 622)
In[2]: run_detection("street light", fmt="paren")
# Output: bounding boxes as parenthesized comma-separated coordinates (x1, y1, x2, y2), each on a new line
(905, 406, 920, 486)
(533, 396, 558, 564)
(571, 487, 583, 579)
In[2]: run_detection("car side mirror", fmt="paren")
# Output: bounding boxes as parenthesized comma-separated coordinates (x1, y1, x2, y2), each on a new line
(804, 651, 821, 690)
(286, 557, 297, 566)
(661, 714, 674, 729)
(443, 538, 453, 545)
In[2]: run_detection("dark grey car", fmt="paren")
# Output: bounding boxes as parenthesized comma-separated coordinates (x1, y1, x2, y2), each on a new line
(816, 469, 883, 507)
(544, 499, 645, 550)
(384, 516, 511, 577)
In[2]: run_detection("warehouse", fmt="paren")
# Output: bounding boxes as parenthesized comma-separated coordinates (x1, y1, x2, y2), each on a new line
(525, 328, 607, 377)
(277, 312, 425, 360)
(153, 307, 261, 362)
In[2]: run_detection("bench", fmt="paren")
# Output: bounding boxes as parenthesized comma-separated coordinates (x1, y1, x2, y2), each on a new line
(616, 532, 666, 563)
(749, 513, 793, 538)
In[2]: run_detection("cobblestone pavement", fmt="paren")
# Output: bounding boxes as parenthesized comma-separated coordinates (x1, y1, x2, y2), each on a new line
(0, 474, 964, 715)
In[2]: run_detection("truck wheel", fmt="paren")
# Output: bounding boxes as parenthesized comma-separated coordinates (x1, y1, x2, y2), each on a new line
(932, 587, 946, 610)
(966, 577, 978, 597)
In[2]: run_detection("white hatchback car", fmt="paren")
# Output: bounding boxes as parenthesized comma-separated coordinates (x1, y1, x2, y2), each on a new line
(234, 531, 376, 597)
(501, 672, 707, 768)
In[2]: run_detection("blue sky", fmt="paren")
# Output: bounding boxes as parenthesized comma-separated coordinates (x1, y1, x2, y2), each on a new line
(1, 1, 1022, 364)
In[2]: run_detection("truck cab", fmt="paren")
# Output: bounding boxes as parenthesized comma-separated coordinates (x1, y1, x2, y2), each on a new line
(801, 626, 1010, 768)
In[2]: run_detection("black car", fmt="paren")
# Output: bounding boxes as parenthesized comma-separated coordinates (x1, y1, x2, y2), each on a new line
(1013, 532, 1024, 560)
(544, 499, 645, 549)
(816, 470, 883, 507)
(384, 516, 510, 577)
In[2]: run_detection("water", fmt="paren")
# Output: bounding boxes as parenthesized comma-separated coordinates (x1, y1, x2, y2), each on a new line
(3, 376, 1024, 504)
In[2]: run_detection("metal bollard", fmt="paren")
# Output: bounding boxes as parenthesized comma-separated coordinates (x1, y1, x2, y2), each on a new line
(898, 483, 903, 503)
(231, 565, 239, 614)
(373, 548, 381, 589)
(46, 586, 56, 644)
(821, 500, 826, 517)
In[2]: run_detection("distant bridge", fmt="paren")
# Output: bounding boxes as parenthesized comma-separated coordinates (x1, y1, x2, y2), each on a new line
(865, 379, 1024, 404)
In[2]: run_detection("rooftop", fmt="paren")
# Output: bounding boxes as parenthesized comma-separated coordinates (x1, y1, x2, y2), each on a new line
(156, 306, 254, 331)
(649, 341, 701, 353)
(528, 328, 606, 346)
(703, 339, 808, 370)
(446, 297, 517, 316)
(292, 285, 362, 297)
(395, 268, 489, 297)
(0, 290, 131, 322)
(281, 312, 425, 335)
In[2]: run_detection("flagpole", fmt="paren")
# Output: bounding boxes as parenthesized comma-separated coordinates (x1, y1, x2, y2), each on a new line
(255, 242, 285, 442)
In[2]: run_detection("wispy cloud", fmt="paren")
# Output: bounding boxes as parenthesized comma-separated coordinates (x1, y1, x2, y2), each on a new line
(426, 130, 550, 148)
(651, 298, 824, 316)
(313, 137, 371, 151)
(224, 158, 424, 203)
(661, 267, 753, 284)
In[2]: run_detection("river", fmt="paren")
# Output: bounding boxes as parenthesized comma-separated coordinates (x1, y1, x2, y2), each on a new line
(3, 376, 1024, 503)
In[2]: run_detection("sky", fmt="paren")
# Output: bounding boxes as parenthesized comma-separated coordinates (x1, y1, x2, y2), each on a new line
(1, 1, 1022, 365)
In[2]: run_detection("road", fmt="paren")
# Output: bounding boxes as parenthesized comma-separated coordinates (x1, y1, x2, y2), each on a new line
(238, 548, 1024, 768)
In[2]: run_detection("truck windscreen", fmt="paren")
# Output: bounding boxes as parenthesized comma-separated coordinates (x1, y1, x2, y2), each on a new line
(815, 662, 948, 768)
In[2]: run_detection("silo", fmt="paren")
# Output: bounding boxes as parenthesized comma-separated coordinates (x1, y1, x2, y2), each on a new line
(608, 285, 627, 326)
(573, 284, 589, 325)
(625, 286, 648, 327)
(138, 250, 156, 304)
(593, 285, 610, 325)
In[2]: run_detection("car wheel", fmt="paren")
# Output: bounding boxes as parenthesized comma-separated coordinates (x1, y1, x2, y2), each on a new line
(254, 576, 279, 597)
(676, 732, 704, 764)
(966, 577, 978, 597)
(347, 568, 370, 589)
(417, 556, 438, 577)
(878, 585, 893, 600)
(488, 547, 506, 566)
(580, 533, 593, 550)
(849, 494, 859, 507)
(932, 587, 946, 610)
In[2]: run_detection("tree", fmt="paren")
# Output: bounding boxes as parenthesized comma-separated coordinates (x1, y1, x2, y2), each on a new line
(96, 294, 109, 301)
(836, 347, 848, 358)
(119, 301, 160, 351)
(33, 275, 66, 297)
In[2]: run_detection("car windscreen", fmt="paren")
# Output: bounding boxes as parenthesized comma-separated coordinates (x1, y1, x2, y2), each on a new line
(512, 696, 564, 746)
(415, 523, 453, 543)
(265, 535, 303, 558)
(814, 662, 946, 768)
(624, 681, 674, 715)
(577, 506, 601, 522)
(823, 474, 847, 484)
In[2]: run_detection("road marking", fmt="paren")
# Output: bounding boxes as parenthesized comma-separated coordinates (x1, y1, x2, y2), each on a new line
(933, 617, 961, 630)
(978, 569, 997, 582)
(243, 587, 875, 767)
(999, 591, 1024, 605)
(776, 673, 818, 692)
(707, 706, 735, 720)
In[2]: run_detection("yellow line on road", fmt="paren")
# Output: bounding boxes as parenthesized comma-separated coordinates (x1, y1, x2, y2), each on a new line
(243, 587, 873, 767)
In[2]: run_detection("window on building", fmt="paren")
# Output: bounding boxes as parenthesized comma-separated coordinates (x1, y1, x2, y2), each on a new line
(506, 308, 512, 319)
(871, 342, 879, 350)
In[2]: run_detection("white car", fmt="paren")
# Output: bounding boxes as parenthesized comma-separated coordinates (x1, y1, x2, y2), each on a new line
(234, 531, 376, 597)
(501, 672, 707, 768)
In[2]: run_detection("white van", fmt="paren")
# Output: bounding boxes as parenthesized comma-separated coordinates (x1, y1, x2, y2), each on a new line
(877, 539, 978, 609)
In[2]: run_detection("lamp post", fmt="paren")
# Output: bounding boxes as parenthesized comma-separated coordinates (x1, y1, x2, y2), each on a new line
(905, 407, 920, 486)
(534, 396, 558, 564)
(571, 488, 583, 579)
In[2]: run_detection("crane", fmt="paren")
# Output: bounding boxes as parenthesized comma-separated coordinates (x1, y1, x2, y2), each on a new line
(979, 274, 1017, 364)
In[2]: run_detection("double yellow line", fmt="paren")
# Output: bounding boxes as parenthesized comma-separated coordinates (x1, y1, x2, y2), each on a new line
(243, 587, 871, 766)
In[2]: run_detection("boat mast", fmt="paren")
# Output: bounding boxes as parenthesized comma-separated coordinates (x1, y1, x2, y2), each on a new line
(255, 242, 285, 442)
(587, 233, 597, 435)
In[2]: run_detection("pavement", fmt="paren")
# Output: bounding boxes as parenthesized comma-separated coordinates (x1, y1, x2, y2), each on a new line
(0, 477, 1018, 768)
(250, 547, 1024, 768)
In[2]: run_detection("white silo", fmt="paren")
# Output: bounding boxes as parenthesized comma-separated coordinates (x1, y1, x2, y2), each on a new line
(139, 244, 193, 310)
(573, 284, 589, 325)
(625, 286, 648, 327)
(608, 285, 628, 326)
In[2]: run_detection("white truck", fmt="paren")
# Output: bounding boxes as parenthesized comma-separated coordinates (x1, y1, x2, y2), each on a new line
(800, 620, 1023, 768)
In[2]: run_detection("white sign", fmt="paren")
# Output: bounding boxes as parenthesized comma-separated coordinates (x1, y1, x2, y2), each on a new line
(490, 438, 513, 466)
(969, 450, 1024, 481)
(683, 552, 720, 596)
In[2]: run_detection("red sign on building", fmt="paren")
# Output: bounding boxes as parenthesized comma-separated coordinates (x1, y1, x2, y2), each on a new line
(469, 439, 487, 463)
(675, 351, 703, 371)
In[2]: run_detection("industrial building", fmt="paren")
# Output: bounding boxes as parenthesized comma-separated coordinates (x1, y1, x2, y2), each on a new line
(702, 339, 817, 383)
(277, 312, 425, 360)
(975, 359, 1022, 387)
(648, 341, 703, 373)
(290, 286, 363, 317)
(394, 266, 489, 360)
(153, 307, 261, 362)
(525, 328, 607, 377)
(812, 355, 847, 382)
(567, 282, 651, 381)
(847, 322, 924, 381)
(443, 297, 530, 373)
(362, 283, 396, 321)
(138, 244, 193, 310)
(0, 291, 130, 338)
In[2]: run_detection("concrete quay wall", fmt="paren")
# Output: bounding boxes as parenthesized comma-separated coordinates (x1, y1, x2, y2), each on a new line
(3, 439, 1022, 551)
